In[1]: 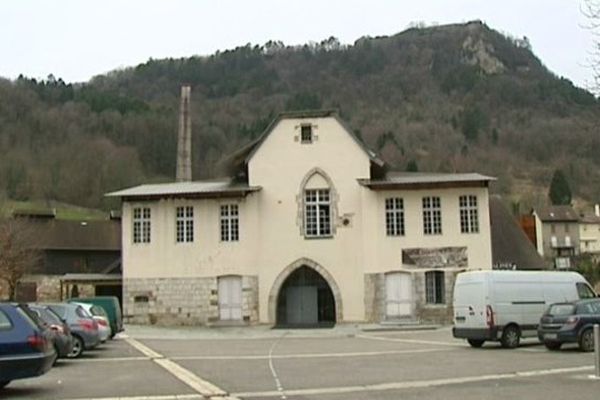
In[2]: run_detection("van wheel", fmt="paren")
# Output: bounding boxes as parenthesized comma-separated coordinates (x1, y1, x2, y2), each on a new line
(579, 329, 594, 352)
(501, 325, 520, 348)
(467, 339, 485, 348)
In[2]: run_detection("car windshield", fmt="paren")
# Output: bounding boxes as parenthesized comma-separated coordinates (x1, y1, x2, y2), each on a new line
(576, 301, 600, 314)
(36, 307, 63, 325)
(76, 306, 92, 318)
(548, 304, 576, 316)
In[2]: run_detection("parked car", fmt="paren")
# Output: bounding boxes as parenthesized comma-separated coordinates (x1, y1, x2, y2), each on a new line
(453, 270, 596, 348)
(46, 303, 100, 358)
(29, 304, 73, 359)
(71, 302, 111, 342)
(0, 303, 56, 389)
(538, 299, 600, 351)
(69, 296, 123, 338)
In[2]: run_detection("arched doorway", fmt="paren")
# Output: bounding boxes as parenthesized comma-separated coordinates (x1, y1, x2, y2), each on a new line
(276, 266, 336, 327)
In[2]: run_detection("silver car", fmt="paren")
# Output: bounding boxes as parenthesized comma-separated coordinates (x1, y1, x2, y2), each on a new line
(72, 302, 112, 342)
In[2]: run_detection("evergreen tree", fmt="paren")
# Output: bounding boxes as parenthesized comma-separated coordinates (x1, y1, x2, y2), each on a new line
(548, 169, 572, 205)
(406, 160, 419, 172)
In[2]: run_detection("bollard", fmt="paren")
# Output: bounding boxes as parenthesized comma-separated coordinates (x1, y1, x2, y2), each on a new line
(595, 324, 600, 379)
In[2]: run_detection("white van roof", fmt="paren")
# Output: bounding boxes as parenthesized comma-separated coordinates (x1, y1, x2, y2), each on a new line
(456, 270, 586, 284)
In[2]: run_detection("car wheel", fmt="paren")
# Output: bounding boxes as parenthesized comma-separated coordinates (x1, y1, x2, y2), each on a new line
(579, 329, 595, 352)
(501, 325, 520, 349)
(0, 381, 10, 389)
(68, 336, 84, 358)
(467, 339, 485, 348)
(544, 341, 562, 351)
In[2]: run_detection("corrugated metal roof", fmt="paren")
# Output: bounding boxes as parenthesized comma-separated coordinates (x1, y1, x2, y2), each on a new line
(359, 172, 495, 187)
(106, 179, 261, 198)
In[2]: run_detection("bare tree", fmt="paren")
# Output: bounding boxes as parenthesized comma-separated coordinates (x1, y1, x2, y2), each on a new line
(582, 0, 600, 93)
(0, 219, 41, 301)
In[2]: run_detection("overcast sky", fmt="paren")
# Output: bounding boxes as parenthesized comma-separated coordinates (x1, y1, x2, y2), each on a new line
(1, 0, 596, 89)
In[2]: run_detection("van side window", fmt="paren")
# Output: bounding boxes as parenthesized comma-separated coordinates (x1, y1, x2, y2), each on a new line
(576, 282, 596, 299)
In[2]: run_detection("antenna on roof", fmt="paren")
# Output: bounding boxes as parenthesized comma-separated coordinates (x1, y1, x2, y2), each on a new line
(176, 85, 192, 182)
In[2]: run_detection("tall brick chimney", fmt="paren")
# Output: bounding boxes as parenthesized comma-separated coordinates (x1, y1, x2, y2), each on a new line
(176, 85, 192, 182)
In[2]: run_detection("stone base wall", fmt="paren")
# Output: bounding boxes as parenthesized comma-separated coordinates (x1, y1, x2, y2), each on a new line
(0, 275, 91, 302)
(364, 270, 458, 325)
(123, 276, 259, 326)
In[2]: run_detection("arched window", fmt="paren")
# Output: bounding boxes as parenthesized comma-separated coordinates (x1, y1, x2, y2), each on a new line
(298, 169, 337, 238)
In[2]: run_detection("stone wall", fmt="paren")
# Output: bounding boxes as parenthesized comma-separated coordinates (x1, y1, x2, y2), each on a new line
(364, 270, 458, 325)
(123, 275, 259, 326)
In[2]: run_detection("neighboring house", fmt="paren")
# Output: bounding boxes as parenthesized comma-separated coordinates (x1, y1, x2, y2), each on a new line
(579, 205, 600, 256)
(489, 197, 546, 270)
(108, 110, 494, 326)
(0, 214, 122, 303)
(532, 205, 580, 269)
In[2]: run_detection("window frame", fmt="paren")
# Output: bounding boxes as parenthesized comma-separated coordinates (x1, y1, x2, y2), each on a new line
(220, 204, 239, 242)
(133, 207, 151, 244)
(385, 197, 405, 236)
(300, 124, 313, 144)
(304, 189, 332, 238)
(425, 271, 445, 304)
(459, 195, 479, 234)
(422, 196, 442, 235)
(176, 206, 194, 243)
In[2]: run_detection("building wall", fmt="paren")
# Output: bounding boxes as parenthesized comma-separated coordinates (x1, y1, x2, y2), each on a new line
(579, 223, 600, 254)
(541, 221, 580, 259)
(121, 116, 493, 325)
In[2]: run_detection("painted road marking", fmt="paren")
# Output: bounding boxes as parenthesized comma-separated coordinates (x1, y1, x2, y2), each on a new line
(356, 333, 464, 347)
(62, 395, 204, 400)
(123, 337, 233, 399)
(232, 365, 595, 398)
(170, 347, 449, 361)
(267, 333, 288, 400)
(66, 356, 150, 363)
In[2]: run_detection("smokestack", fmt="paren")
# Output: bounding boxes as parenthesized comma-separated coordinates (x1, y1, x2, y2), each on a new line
(595, 204, 599, 217)
(176, 85, 192, 182)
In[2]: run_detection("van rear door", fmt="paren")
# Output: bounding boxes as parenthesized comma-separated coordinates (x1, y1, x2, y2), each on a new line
(454, 280, 487, 330)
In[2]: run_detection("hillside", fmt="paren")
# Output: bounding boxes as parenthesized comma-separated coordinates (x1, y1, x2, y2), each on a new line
(0, 21, 598, 210)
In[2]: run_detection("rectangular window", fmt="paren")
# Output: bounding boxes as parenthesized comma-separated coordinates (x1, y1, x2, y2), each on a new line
(176, 206, 194, 243)
(220, 204, 239, 242)
(422, 196, 442, 235)
(301, 124, 313, 143)
(385, 197, 405, 236)
(133, 207, 151, 243)
(459, 195, 479, 233)
(425, 271, 445, 304)
(305, 189, 331, 237)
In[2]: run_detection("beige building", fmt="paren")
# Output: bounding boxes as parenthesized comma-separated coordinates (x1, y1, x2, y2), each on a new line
(108, 111, 494, 326)
(579, 206, 600, 255)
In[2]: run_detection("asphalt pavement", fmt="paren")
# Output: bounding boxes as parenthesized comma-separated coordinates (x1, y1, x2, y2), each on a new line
(2, 326, 600, 400)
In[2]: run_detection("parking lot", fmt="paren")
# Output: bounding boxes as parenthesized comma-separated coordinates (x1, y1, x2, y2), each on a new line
(3, 326, 600, 400)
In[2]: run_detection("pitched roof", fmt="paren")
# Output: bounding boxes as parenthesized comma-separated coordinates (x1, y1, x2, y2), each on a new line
(222, 109, 385, 175)
(535, 205, 579, 222)
(106, 179, 261, 200)
(358, 172, 495, 190)
(579, 213, 600, 224)
(490, 196, 547, 270)
(30, 219, 121, 251)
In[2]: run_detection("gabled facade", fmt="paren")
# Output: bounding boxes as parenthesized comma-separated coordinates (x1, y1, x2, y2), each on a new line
(532, 205, 580, 269)
(579, 206, 600, 255)
(109, 111, 494, 326)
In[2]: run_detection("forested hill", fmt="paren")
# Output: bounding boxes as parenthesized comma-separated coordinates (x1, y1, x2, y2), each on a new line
(0, 20, 599, 210)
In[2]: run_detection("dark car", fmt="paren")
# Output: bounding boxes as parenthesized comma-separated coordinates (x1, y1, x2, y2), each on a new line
(46, 303, 100, 358)
(29, 304, 73, 359)
(538, 299, 600, 352)
(0, 303, 56, 389)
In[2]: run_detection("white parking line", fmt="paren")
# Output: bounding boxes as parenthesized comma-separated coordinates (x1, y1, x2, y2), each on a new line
(356, 334, 464, 347)
(66, 356, 150, 363)
(123, 337, 234, 399)
(232, 365, 595, 398)
(267, 333, 288, 400)
(170, 348, 449, 361)
(63, 395, 204, 400)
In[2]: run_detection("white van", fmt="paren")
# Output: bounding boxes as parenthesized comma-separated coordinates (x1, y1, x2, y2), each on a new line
(452, 270, 596, 348)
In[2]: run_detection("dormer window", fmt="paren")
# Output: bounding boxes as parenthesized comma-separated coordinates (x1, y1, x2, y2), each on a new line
(301, 124, 313, 144)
